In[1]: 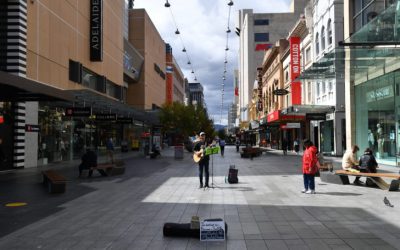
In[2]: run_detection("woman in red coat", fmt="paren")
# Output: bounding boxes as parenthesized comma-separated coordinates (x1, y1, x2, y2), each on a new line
(302, 139, 319, 194)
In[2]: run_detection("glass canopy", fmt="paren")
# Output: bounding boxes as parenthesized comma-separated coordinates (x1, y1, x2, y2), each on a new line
(297, 0, 400, 84)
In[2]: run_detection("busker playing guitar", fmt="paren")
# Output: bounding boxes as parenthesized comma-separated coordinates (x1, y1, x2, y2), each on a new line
(193, 132, 210, 188)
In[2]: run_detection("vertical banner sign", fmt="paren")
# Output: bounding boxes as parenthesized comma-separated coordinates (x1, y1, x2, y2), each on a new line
(166, 66, 173, 104)
(90, 0, 103, 61)
(166, 47, 173, 104)
(290, 37, 301, 105)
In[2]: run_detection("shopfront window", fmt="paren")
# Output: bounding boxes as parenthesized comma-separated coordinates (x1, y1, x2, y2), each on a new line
(38, 105, 72, 164)
(355, 71, 398, 165)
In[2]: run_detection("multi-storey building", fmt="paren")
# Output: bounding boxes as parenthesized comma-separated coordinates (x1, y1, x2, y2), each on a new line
(343, 0, 400, 166)
(127, 9, 166, 110)
(227, 103, 237, 134)
(236, 0, 307, 126)
(0, 0, 156, 170)
(309, 0, 345, 156)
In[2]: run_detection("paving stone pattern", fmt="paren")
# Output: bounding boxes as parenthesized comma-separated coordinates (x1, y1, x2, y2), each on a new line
(0, 146, 399, 249)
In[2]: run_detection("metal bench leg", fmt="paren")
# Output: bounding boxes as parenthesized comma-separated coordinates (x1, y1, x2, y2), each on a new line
(389, 180, 400, 191)
(339, 175, 350, 185)
(370, 177, 390, 190)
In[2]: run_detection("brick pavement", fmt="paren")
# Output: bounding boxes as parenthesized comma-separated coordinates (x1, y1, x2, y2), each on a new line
(0, 146, 399, 249)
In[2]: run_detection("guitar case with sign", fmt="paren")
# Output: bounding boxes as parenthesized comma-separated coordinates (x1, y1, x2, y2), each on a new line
(163, 219, 228, 238)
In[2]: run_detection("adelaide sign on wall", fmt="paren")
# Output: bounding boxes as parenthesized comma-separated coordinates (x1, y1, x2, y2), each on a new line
(90, 0, 103, 61)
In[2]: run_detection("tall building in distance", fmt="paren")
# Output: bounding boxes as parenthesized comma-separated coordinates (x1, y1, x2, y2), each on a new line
(228, 103, 237, 134)
(236, 0, 307, 124)
(188, 82, 204, 108)
(165, 44, 185, 104)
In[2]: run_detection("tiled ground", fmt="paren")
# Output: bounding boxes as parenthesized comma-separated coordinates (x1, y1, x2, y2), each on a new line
(0, 146, 399, 249)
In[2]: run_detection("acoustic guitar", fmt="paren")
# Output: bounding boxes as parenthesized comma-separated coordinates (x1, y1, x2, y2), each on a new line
(193, 148, 204, 163)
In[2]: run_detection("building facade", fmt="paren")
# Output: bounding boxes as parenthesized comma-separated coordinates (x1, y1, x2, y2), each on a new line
(344, 0, 400, 166)
(127, 9, 166, 110)
(0, 0, 158, 170)
(236, 0, 308, 125)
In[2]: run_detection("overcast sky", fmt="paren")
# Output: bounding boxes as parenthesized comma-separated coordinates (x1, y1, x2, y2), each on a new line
(132, 0, 292, 125)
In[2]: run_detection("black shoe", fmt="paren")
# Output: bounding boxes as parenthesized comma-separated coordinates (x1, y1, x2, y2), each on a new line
(353, 180, 364, 185)
(199, 184, 203, 188)
(204, 184, 209, 188)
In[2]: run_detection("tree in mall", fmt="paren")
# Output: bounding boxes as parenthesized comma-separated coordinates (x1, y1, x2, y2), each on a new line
(159, 102, 214, 144)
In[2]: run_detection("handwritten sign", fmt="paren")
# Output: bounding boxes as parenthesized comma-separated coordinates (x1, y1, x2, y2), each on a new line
(200, 220, 225, 241)
(205, 146, 220, 156)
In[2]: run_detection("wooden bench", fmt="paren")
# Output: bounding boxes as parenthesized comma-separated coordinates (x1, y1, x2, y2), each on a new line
(240, 147, 262, 158)
(42, 170, 67, 194)
(335, 170, 400, 191)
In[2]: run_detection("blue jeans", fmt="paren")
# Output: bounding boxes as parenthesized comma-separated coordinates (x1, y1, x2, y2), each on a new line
(303, 174, 315, 190)
(199, 160, 209, 185)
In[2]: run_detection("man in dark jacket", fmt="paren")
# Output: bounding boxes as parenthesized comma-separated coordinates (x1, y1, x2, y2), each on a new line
(359, 148, 378, 173)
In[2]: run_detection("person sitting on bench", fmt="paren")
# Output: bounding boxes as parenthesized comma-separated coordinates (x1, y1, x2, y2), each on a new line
(359, 148, 379, 186)
(78, 149, 107, 177)
(150, 144, 161, 158)
(342, 145, 363, 185)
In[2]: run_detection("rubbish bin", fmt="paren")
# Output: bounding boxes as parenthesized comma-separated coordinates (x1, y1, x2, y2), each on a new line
(174, 145, 184, 159)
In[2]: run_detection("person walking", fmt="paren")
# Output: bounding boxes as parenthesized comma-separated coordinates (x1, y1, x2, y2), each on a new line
(106, 137, 115, 163)
(193, 132, 210, 188)
(235, 139, 240, 152)
(0, 138, 6, 169)
(342, 145, 362, 185)
(301, 139, 319, 194)
(282, 138, 288, 155)
(219, 138, 225, 156)
(293, 139, 300, 154)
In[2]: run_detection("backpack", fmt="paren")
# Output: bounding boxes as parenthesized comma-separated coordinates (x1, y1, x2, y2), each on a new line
(228, 167, 238, 184)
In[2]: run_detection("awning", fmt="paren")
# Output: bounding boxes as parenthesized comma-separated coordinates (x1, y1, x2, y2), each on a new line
(0, 71, 74, 102)
(267, 110, 305, 124)
(66, 89, 160, 125)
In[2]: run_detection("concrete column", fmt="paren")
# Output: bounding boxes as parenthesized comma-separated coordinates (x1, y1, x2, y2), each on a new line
(24, 102, 38, 168)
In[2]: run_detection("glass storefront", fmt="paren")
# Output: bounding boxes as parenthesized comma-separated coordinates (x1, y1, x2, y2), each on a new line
(38, 105, 72, 164)
(38, 103, 130, 165)
(355, 71, 399, 166)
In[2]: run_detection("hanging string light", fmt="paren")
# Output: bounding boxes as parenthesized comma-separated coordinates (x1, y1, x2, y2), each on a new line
(164, 0, 198, 82)
(220, 0, 234, 124)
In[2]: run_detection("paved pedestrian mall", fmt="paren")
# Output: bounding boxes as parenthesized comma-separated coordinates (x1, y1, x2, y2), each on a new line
(0, 146, 399, 249)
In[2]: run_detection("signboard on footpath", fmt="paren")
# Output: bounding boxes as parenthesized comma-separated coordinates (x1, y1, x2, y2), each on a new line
(200, 220, 225, 241)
